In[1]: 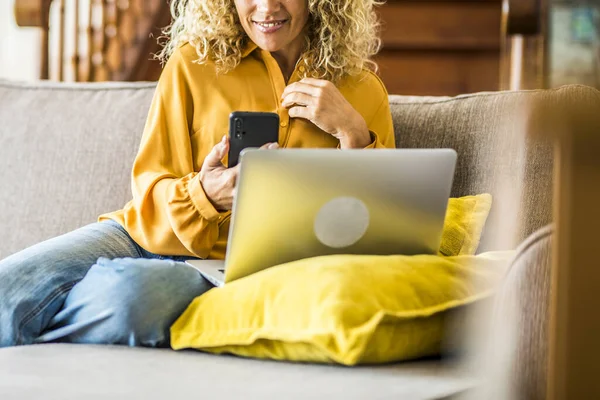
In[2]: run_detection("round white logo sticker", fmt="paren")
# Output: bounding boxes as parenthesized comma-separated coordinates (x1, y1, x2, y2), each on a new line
(314, 197, 370, 248)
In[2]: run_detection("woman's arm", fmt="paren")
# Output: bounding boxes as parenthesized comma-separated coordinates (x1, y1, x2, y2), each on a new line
(281, 75, 396, 149)
(126, 49, 223, 258)
(361, 92, 395, 149)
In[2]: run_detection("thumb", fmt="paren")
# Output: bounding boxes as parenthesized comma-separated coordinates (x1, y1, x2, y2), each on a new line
(202, 136, 228, 171)
(228, 163, 242, 188)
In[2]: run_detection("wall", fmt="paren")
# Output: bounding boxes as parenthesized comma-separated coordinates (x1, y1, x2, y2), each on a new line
(0, 0, 41, 81)
(375, 0, 502, 96)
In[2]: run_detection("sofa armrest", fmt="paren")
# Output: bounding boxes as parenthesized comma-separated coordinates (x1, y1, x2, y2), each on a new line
(489, 225, 553, 400)
(488, 86, 600, 400)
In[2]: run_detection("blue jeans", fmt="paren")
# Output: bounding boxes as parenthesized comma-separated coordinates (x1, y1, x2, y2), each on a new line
(0, 220, 212, 347)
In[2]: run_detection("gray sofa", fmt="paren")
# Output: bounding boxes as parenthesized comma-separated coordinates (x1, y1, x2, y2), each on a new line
(0, 79, 572, 399)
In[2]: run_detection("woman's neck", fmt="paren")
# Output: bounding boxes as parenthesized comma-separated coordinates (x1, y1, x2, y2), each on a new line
(271, 34, 307, 82)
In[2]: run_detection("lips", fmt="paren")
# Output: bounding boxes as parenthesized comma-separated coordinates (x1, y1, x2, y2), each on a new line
(252, 19, 288, 33)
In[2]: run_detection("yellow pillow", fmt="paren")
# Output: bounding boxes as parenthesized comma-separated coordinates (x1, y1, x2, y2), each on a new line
(171, 251, 508, 365)
(439, 194, 492, 256)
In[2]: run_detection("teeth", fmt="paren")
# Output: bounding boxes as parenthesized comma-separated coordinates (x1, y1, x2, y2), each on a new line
(255, 21, 283, 28)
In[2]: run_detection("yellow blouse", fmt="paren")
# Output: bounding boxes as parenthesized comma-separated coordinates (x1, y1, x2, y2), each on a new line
(99, 42, 396, 259)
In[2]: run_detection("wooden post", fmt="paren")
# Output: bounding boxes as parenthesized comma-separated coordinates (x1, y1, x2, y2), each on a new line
(548, 89, 600, 399)
(500, 0, 547, 90)
(56, 0, 65, 81)
(13, 0, 53, 80)
(72, 0, 80, 81)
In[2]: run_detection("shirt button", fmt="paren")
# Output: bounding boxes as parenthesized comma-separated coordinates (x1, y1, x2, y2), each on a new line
(280, 120, 288, 127)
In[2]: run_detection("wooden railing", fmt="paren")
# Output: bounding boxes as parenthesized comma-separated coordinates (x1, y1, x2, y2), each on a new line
(500, 0, 547, 90)
(13, 0, 170, 82)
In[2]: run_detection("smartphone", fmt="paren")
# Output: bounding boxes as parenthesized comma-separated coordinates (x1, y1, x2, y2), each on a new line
(227, 111, 280, 168)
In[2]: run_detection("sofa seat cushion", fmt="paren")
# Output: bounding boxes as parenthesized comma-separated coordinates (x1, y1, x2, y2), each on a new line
(0, 344, 477, 399)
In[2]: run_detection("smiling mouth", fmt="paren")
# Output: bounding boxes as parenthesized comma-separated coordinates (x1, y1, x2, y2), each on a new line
(252, 20, 287, 28)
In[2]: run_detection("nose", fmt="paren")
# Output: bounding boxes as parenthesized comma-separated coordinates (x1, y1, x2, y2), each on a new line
(255, 0, 280, 14)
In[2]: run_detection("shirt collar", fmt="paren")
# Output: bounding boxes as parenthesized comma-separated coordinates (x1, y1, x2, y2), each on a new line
(241, 40, 259, 58)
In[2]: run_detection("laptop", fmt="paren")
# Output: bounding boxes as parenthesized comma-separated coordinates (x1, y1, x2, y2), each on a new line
(186, 148, 457, 287)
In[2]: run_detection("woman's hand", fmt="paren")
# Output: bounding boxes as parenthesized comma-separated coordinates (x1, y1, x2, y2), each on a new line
(199, 136, 279, 211)
(281, 78, 371, 149)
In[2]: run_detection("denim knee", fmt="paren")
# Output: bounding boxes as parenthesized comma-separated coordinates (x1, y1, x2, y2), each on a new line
(38, 257, 213, 347)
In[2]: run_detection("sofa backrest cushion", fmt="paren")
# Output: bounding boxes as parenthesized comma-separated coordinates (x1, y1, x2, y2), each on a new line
(0, 81, 155, 258)
(1, 80, 569, 257)
(389, 90, 559, 251)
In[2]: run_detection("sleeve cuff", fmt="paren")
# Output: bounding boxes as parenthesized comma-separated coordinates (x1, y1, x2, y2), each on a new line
(337, 131, 380, 149)
(187, 174, 221, 222)
(363, 131, 380, 149)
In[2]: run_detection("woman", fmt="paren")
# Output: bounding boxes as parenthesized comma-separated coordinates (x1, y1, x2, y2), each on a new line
(0, 0, 394, 347)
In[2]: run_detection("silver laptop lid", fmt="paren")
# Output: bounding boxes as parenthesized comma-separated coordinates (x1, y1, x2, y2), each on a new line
(224, 149, 457, 283)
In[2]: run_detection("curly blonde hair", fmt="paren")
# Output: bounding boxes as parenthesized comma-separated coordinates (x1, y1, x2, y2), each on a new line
(157, 0, 384, 83)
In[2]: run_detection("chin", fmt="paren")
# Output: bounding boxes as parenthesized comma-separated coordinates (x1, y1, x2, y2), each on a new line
(255, 39, 285, 53)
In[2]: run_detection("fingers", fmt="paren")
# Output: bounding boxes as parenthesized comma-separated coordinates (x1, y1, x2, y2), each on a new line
(281, 92, 314, 109)
(230, 163, 241, 177)
(297, 77, 330, 87)
(204, 136, 279, 175)
(287, 106, 313, 121)
(228, 163, 242, 188)
(202, 135, 228, 171)
(231, 142, 277, 174)
(229, 142, 277, 184)
(281, 82, 321, 100)
(259, 142, 280, 150)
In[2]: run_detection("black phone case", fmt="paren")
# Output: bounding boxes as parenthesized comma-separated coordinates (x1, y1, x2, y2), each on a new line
(228, 111, 280, 168)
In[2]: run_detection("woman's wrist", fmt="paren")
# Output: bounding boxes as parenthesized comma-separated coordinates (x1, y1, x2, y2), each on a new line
(338, 118, 371, 149)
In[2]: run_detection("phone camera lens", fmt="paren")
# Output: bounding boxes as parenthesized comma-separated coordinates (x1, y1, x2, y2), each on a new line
(233, 118, 243, 139)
